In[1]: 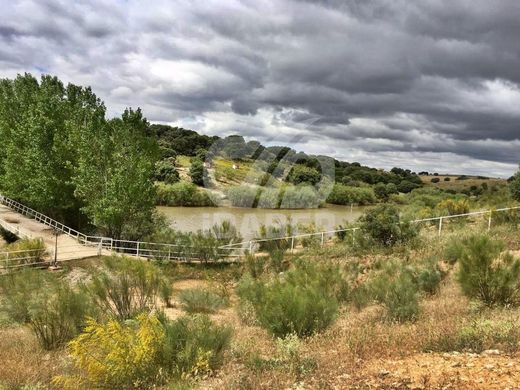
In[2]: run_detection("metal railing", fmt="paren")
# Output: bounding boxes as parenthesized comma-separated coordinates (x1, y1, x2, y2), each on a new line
(1, 192, 519, 263)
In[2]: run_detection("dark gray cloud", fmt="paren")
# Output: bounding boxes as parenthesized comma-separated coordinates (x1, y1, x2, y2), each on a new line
(0, 0, 519, 176)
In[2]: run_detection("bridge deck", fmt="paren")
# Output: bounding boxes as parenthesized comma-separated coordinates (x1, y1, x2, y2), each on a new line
(0, 204, 101, 262)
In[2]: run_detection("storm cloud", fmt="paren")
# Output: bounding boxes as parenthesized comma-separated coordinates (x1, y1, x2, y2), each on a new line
(1, 0, 519, 176)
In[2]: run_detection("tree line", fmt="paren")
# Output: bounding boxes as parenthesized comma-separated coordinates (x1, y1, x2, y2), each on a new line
(0, 74, 158, 240)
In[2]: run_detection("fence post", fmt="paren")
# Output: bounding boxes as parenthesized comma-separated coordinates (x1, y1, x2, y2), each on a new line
(291, 237, 295, 253)
(249, 240, 253, 254)
(97, 240, 102, 256)
(352, 229, 356, 245)
(321, 232, 325, 246)
(488, 211, 492, 232)
(438, 217, 443, 237)
(137, 242, 140, 257)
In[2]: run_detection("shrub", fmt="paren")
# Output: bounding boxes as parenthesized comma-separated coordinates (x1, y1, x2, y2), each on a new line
(178, 288, 229, 314)
(457, 235, 520, 306)
(0, 268, 52, 323)
(28, 282, 95, 350)
(161, 314, 232, 378)
(326, 184, 376, 205)
(189, 158, 205, 186)
(83, 256, 170, 320)
(54, 314, 166, 389)
(225, 185, 260, 208)
(367, 264, 420, 322)
(155, 158, 180, 184)
(256, 220, 294, 252)
(279, 185, 320, 209)
(55, 314, 232, 389)
(431, 177, 440, 183)
(437, 198, 470, 216)
(286, 165, 321, 186)
(155, 182, 214, 207)
(444, 236, 466, 264)
(237, 260, 348, 337)
(0, 270, 94, 349)
(358, 204, 419, 247)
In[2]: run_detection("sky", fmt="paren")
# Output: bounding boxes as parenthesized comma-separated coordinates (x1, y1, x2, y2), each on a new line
(1, 0, 519, 177)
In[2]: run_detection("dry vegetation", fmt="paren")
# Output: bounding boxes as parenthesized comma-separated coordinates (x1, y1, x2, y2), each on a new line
(1, 218, 520, 389)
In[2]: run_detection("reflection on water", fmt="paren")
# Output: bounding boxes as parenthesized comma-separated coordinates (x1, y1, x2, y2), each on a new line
(157, 205, 368, 240)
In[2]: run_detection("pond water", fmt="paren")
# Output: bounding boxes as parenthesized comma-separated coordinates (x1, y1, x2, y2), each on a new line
(157, 204, 368, 240)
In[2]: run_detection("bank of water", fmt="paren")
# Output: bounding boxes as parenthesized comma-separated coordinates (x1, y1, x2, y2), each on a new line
(157, 204, 368, 240)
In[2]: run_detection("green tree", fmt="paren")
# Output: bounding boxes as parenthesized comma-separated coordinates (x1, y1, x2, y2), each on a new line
(0, 74, 106, 226)
(74, 108, 158, 240)
(189, 158, 205, 186)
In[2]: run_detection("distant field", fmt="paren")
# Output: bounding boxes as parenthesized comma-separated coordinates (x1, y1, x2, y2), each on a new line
(420, 175, 506, 190)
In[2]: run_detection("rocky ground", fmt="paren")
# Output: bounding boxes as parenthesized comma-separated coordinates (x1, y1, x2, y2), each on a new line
(342, 351, 520, 389)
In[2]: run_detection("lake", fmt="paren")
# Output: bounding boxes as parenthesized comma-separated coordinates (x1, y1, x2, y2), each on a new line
(158, 204, 368, 240)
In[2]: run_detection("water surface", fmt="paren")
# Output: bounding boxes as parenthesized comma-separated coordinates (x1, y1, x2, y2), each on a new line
(158, 204, 368, 240)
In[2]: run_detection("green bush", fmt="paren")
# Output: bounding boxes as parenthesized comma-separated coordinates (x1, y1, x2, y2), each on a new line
(225, 185, 260, 208)
(279, 185, 321, 209)
(0, 268, 53, 323)
(161, 314, 232, 378)
(457, 235, 520, 306)
(237, 260, 348, 337)
(56, 313, 232, 389)
(444, 236, 466, 264)
(178, 288, 229, 314)
(29, 282, 95, 350)
(326, 184, 376, 205)
(358, 204, 419, 247)
(155, 182, 214, 207)
(0, 269, 94, 349)
(82, 256, 170, 320)
(368, 266, 420, 322)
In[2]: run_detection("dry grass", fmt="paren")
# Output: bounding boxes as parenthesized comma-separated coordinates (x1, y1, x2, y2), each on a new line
(0, 327, 67, 389)
(2, 223, 520, 389)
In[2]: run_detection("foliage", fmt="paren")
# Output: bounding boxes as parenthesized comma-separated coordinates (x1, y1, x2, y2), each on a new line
(326, 184, 377, 205)
(54, 314, 166, 390)
(437, 198, 470, 215)
(189, 158, 205, 186)
(155, 182, 214, 207)
(286, 165, 321, 185)
(28, 282, 95, 350)
(225, 185, 260, 208)
(82, 256, 170, 321)
(457, 235, 520, 306)
(155, 158, 180, 184)
(358, 204, 419, 246)
(0, 268, 53, 323)
(0, 269, 94, 349)
(362, 262, 420, 322)
(55, 313, 231, 389)
(178, 288, 229, 314)
(510, 168, 520, 202)
(161, 314, 232, 378)
(0, 74, 105, 226)
(279, 185, 321, 209)
(74, 108, 159, 240)
(237, 260, 348, 337)
(256, 220, 294, 252)
(151, 124, 217, 157)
